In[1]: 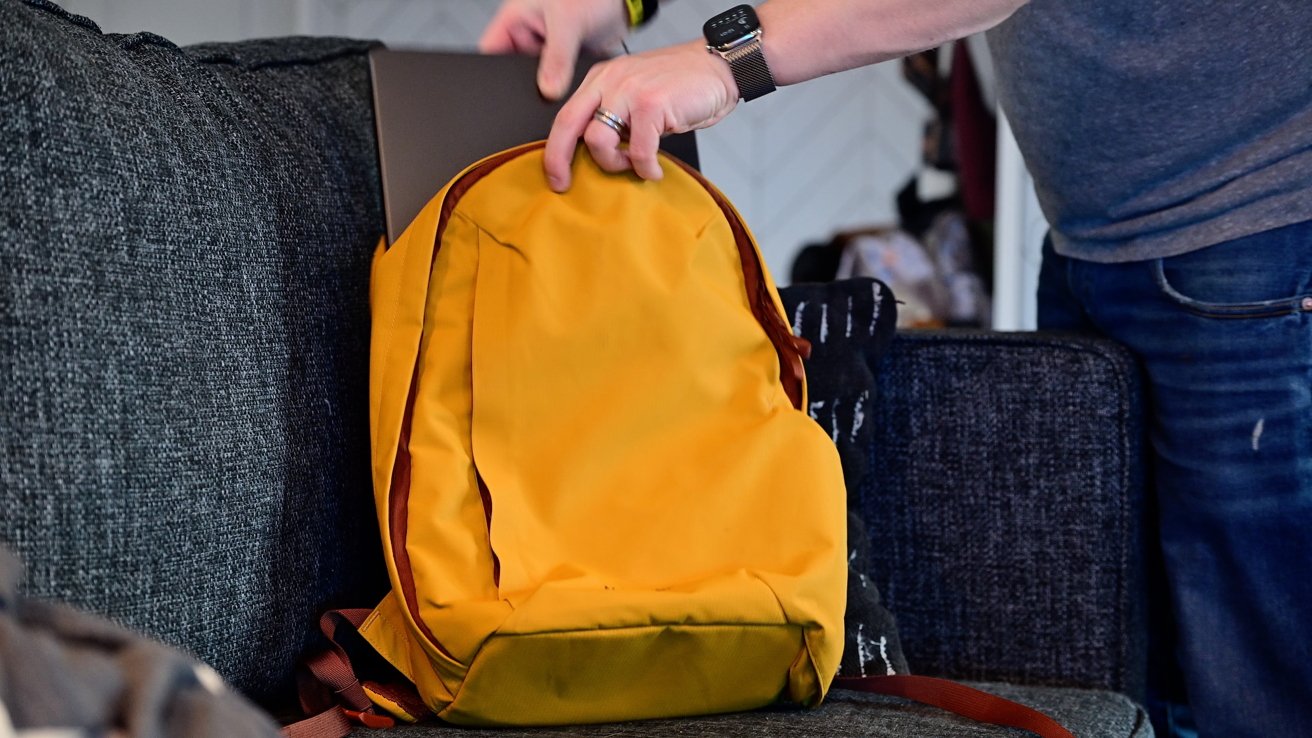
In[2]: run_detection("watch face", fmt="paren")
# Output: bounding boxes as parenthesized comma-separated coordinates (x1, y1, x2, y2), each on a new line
(703, 4, 759, 48)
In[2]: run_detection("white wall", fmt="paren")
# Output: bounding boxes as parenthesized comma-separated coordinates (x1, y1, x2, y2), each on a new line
(56, 0, 298, 44)
(993, 112, 1046, 331)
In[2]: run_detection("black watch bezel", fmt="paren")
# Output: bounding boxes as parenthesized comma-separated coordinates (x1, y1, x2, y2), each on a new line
(703, 4, 760, 50)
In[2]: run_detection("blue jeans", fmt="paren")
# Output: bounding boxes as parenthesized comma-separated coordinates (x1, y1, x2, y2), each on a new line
(1037, 220, 1312, 738)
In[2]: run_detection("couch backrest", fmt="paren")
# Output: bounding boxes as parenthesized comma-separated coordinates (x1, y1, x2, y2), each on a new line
(0, 0, 388, 706)
(864, 331, 1149, 699)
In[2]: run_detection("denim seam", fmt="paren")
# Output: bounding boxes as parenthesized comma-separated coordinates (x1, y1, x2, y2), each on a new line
(1152, 259, 1308, 319)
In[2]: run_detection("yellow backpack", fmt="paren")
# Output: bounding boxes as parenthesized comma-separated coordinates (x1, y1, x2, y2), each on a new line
(360, 141, 845, 726)
(288, 142, 1074, 738)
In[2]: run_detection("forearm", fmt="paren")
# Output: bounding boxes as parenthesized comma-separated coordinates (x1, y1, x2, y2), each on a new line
(537, 0, 1030, 189)
(755, 0, 1028, 86)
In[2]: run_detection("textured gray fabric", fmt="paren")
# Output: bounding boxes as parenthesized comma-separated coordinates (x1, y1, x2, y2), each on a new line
(369, 684, 1151, 737)
(0, 0, 387, 705)
(861, 332, 1148, 698)
(0, 546, 282, 737)
(988, 2, 1312, 263)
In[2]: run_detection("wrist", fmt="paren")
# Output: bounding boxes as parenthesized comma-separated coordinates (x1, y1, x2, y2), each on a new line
(702, 4, 776, 101)
(681, 39, 741, 105)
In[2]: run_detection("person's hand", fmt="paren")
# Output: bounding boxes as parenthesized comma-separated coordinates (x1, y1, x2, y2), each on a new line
(479, 0, 630, 101)
(543, 41, 739, 192)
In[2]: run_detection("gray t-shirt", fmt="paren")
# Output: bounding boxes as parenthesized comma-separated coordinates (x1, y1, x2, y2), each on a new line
(988, 1, 1312, 263)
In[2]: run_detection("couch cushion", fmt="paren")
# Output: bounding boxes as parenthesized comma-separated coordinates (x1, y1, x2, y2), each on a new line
(0, 0, 386, 705)
(862, 331, 1148, 696)
(376, 684, 1152, 737)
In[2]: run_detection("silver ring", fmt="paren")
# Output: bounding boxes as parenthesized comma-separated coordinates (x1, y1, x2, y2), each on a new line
(593, 107, 630, 140)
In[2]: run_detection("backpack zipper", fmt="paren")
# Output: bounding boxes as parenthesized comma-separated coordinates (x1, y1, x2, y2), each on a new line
(384, 144, 533, 667)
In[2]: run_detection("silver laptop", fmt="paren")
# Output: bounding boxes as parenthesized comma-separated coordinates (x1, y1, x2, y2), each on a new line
(369, 48, 699, 244)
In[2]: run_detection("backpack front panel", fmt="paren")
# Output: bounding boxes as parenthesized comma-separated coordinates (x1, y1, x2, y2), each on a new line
(362, 145, 846, 725)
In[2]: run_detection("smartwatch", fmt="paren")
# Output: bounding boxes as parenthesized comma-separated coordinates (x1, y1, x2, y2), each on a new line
(703, 4, 776, 102)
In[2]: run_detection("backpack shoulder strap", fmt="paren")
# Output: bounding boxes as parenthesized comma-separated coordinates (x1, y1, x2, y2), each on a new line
(283, 609, 411, 738)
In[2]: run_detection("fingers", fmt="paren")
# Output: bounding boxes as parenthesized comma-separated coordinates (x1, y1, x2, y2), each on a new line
(478, 5, 521, 54)
(545, 69, 644, 191)
(478, 24, 516, 55)
(507, 24, 545, 55)
(539, 12, 583, 101)
(544, 78, 600, 192)
(625, 99, 664, 182)
(549, 100, 660, 191)
(545, 42, 736, 192)
(583, 119, 631, 174)
(480, 0, 616, 101)
(484, 26, 544, 55)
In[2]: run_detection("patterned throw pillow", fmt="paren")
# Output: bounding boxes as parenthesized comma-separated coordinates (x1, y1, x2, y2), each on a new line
(780, 278, 910, 678)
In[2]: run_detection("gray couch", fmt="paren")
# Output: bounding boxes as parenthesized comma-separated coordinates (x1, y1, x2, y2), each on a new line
(0, 0, 1153, 734)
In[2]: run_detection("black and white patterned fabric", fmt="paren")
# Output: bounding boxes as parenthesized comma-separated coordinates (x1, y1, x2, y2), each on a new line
(779, 279, 909, 679)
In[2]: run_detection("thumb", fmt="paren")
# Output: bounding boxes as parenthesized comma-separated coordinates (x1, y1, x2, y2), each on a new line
(538, 21, 582, 100)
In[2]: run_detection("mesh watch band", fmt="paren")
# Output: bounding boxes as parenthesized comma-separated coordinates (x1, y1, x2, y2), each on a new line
(721, 37, 776, 102)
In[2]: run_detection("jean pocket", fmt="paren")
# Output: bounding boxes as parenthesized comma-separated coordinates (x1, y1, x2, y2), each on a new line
(1152, 258, 1312, 320)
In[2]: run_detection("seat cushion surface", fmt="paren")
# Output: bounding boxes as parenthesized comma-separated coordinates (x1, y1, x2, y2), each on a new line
(372, 683, 1151, 737)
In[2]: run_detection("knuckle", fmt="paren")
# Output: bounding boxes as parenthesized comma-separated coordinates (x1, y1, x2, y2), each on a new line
(583, 124, 612, 148)
(629, 90, 663, 116)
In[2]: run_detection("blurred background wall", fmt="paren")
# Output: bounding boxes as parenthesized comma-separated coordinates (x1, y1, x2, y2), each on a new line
(52, 0, 1045, 328)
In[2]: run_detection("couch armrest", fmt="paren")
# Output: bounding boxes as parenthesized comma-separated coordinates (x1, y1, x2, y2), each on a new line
(859, 330, 1148, 700)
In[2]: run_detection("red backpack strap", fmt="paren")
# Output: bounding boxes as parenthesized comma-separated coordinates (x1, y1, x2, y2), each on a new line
(835, 675, 1076, 738)
(283, 609, 402, 737)
(281, 705, 353, 738)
